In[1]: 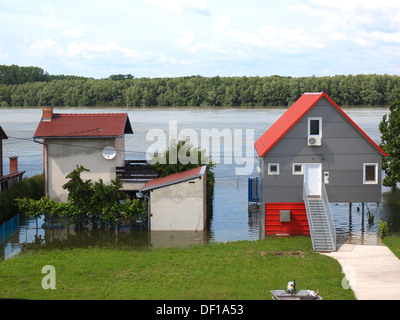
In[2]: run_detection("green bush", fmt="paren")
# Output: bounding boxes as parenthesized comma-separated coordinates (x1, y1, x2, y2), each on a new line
(16, 166, 148, 230)
(0, 174, 44, 222)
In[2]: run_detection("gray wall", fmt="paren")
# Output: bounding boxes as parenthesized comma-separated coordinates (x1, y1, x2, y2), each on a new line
(261, 97, 383, 203)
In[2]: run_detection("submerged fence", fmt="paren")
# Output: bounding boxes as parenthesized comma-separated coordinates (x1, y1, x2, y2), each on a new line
(248, 177, 260, 204)
(0, 214, 19, 244)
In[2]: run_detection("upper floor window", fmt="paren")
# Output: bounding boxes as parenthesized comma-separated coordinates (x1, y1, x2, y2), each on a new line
(308, 117, 322, 136)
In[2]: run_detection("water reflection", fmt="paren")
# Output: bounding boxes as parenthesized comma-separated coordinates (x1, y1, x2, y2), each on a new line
(1, 206, 263, 260)
(381, 190, 400, 233)
(1, 107, 399, 260)
(2, 193, 400, 260)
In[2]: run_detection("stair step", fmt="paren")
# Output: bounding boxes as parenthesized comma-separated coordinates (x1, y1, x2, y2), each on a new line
(306, 193, 336, 252)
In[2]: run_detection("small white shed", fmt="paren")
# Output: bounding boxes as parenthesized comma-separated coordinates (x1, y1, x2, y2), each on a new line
(141, 166, 207, 231)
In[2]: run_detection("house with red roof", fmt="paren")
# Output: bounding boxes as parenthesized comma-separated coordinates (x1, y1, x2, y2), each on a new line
(34, 107, 135, 202)
(140, 166, 207, 231)
(255, 92, 387, 251)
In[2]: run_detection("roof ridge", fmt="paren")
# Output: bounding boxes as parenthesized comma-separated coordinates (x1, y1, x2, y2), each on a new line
(54, 112, 128, 116)
(34, 112, 133, 138)
(303, 92, 324, 95)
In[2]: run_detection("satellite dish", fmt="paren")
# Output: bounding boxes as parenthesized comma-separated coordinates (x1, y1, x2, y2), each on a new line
(102, 146, 116, 160)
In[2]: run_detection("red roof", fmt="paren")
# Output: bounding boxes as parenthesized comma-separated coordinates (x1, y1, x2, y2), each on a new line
(255, 92, 387, 157)
(141, 166, 206, 191)
(34, 112, 133, 138)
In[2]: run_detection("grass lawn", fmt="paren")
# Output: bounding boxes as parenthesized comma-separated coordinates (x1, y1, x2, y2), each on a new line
(0, 236, 355, 300)
(384, 235, 400, 259)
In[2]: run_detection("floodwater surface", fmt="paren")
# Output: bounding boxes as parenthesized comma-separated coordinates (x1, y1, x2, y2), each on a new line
(1, 106, 399, 260)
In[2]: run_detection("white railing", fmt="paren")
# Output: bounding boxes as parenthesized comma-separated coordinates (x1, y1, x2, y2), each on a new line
(321, 182, 336, 251)
(303, 182, 336, 252)
(303, 183, 316, 251)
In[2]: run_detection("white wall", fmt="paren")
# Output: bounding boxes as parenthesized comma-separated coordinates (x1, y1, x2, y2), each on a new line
(149, 175, 207, 231)
(46, 137, 125, 202)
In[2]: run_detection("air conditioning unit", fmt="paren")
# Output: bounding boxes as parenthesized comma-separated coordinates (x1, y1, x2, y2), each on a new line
(307, 136, 322, 147)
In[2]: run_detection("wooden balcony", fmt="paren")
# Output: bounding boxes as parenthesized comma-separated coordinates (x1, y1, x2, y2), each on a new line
(116, 160, 159, 182)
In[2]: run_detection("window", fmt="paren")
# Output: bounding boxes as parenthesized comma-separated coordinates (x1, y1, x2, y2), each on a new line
(292, 163, 304, 175)
(268, 163, 280, 175)
(308, 117, 322, 136)
(363, 163, 378, 184)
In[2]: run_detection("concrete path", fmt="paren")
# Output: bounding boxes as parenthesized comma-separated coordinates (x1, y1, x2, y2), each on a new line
(323, 243, 400, 300)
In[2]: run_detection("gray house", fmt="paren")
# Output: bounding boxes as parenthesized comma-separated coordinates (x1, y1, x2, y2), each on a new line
(255, 92, 387, 251)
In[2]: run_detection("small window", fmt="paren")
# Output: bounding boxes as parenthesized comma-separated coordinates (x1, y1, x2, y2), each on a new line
(268, 163, 280, 175)
(363, 163, 378, 184)
(292, 163, 304, 175)
(308, 117, 322, 136)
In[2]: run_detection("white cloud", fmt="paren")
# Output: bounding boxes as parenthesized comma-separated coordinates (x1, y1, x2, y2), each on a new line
(367, 30, 400, 45)
(156, 54, 177, 65)
(176, 29, 194, 47)
(28, 38, 63, 59)
(290, 0, 400, 49)
(232, 26, 324, 51)
(67, 42, 138, 59)
(308, 0, 399, 12)
(4, 0, 400, 77)
(41, 5, 57, 30)
(214, 16, 231, 35)
(176, 16, 324, 59)
(0, 46, 10, 61)
(63, 28, 85, 39)
(144, 0, 210, 15)
(66, 41, 178, 67)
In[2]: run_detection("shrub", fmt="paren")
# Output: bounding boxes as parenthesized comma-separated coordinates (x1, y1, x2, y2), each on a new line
(0, 174, 44, 222)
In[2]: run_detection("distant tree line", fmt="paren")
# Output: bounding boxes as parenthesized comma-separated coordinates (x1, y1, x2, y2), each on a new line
(0, 64, 90, 85)
(1, 65, 400, 107)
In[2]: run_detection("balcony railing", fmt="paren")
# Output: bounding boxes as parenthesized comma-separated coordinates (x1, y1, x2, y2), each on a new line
(116, 160, 159, 182)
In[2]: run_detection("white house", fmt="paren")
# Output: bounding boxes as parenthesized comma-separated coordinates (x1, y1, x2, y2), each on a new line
(34, 107, 133, 202)
(140, 166, 207, 231)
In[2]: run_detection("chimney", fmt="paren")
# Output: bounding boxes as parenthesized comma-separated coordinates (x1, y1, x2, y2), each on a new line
(9, 156, 18, 174)
(42, 107, 53, 122)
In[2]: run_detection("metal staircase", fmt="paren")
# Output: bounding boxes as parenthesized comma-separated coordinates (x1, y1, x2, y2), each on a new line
(303, 183, 336, 252)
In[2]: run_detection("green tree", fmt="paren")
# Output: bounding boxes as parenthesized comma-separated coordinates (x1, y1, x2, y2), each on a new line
(150, 139, 215, 218)
(17, 166, 147, 229)
(379, 99, 400, 190)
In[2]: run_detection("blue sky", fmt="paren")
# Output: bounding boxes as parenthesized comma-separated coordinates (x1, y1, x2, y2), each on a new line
(1, 0, 400, 78)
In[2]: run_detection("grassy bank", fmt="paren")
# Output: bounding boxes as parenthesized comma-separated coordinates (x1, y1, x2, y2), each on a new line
(0, 237, 355, 300)
(384, 235, 400, 259)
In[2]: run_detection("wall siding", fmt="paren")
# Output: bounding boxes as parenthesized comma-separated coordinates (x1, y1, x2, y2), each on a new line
(265, 202, 310, 235)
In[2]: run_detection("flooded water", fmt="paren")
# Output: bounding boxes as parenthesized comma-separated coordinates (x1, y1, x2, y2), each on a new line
(1, 106, 399, 260)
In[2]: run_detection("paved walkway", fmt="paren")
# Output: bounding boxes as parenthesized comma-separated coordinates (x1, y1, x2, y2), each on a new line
(323, 242, 400, 300)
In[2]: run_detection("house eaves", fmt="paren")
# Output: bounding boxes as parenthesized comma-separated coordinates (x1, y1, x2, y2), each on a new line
(141, 166, 207, 192)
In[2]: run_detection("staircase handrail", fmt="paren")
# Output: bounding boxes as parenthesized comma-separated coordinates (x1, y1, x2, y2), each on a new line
(321, 182, 336, 251)
(303, 183, 316, 251)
